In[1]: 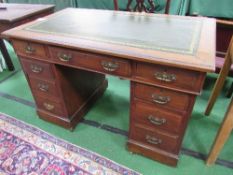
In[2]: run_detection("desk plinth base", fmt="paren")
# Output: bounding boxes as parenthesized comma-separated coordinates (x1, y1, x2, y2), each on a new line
(127, 139, 179, 166)
(37, 79, 108, 130)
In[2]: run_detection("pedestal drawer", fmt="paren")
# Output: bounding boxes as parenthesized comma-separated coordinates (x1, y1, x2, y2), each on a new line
(130, 125, 179, 153)
(132, 100, 183, 133)
(134, 62, 205, 93)
(134, 83, 192, 112)
(28, 77, 60, 98)
(35, 96, 67, 117)
(21, 58, 54, 80)
(13, 40, 48, 59)
(49, 46, 131, 77)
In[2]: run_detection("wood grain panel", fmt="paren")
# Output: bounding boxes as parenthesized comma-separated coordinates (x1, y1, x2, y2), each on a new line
(132, 100, 184, 133)
(49, 46, 131, 77)
(134, 83, 192, 112)
(134, 62, 205, 93)
(20, 58, 54, 80)
(13, 40, 49, 60)
(130, 125, 180, 153)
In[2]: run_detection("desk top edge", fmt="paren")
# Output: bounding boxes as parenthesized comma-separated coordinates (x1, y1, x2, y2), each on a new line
(2, 8, 216, 72)
(0, 3, 55, 23)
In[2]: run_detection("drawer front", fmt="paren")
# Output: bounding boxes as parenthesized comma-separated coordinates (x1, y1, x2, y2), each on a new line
(134, 83, 191, 112)
(13, 40, 48, 59)
(35, 96, 67, 117)
(21, 58, 54, 80)
(130, 125, 179, 153)
(49, 46, 131, 77)
(132, 100, 183, 133)
(28, 77, 60, 98)
(134, 62, 204, 92)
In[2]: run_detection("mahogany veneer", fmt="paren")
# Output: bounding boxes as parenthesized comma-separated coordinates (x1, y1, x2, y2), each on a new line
(2, 8, 216, 166)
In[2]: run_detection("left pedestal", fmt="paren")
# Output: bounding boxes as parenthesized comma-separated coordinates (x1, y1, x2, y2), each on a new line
(13, 40, 107, 130)
(21, 57, 107, 130)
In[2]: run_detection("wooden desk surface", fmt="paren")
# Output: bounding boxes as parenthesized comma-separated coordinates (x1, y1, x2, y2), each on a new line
(0, 3, 55, 24)
(2, 8, 216, 72)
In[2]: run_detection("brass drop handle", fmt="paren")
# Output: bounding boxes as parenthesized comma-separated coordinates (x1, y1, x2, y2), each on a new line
(148, 115, 166, 125)
(30, 65, 43, 73)
(152, 94, 170, 104)
(25, 45, 35, 54)
(146, 135, 162, 145)
(154, 72, 176, 82)
(58, 53, 72, 62)
(37, 83, 49, 92)
(101, 60, 119, 72)
(43, 102, 54, 111)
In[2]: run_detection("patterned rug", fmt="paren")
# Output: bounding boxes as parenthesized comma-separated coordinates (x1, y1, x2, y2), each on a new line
(0, 113, 141, 175)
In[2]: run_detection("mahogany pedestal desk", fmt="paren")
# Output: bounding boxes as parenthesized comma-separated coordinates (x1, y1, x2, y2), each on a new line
(0, 3, 54, 71)
(3, 9, 216, 166)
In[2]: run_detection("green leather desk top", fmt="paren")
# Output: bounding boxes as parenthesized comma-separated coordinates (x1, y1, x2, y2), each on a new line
(2, 8, 216, 72)
(26, 9, 201, 55)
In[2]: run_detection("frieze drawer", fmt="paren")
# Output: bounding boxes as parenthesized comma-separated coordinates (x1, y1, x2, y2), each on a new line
(134, 62, 205, 93)
(49, 46, 131, 77)
(132, 100, 183, 133)
(130, 125, 180, 153)
(134, 82, 193, 112)
(12, 40, 49, 60)
(21, 58, 54, 80)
